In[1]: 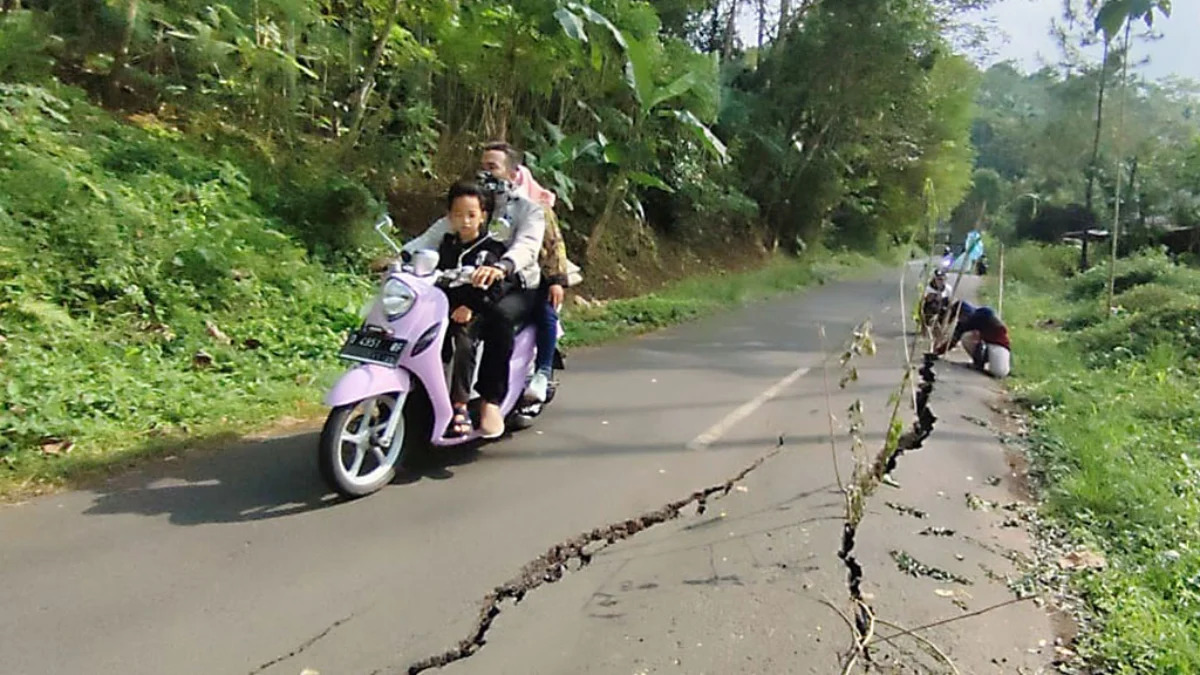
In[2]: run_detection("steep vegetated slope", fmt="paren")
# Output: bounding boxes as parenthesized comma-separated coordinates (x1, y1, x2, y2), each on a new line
(0, 84, 372, 486)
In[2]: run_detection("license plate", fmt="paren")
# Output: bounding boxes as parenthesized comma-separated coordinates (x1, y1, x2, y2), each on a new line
(338, 329, 407, 367)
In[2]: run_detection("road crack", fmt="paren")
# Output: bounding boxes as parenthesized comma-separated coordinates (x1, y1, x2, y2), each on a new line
(248, 613, 354, 675)
(838, 351, 941, 655)
(404, 436, 788, 674)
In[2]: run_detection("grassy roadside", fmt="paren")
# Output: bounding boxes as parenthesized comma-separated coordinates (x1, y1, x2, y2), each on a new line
(1, 248, 887, 501)
(997, 245, 1200, 673)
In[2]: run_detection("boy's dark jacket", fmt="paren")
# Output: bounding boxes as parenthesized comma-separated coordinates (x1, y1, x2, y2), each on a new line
(436, 231, 512, 312)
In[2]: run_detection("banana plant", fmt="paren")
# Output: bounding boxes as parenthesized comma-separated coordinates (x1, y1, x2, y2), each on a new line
(553, 1, 725, 256)
(556, 2, 725, 161)
(522, 119, 603, 212)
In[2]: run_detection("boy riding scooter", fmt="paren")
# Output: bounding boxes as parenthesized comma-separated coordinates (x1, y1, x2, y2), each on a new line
(432, 180, 513, 438)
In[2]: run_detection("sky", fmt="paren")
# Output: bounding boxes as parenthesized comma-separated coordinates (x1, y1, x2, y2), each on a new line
(968, 0, 1200, 82)
(735, 0, 1200, 83)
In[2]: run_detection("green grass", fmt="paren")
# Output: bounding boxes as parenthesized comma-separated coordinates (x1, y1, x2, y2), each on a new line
(998, 245, 1200, 674)
(0, 82, 885, 499)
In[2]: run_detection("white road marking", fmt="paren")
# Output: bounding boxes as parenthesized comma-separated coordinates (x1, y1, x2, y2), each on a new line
(686, 365, 812, 450)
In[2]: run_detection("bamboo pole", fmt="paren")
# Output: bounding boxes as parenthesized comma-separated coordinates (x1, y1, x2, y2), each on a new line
(998, 243, 1005, 321)
(1106, 20, 1133, 313)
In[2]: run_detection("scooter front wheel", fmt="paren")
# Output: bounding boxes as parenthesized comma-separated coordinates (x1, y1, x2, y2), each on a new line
(318, 394, 409, 498)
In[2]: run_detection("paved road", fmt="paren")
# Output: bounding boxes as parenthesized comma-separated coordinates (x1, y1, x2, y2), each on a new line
(447, 275, 1059, 675)
(0, 266, 1054, 675)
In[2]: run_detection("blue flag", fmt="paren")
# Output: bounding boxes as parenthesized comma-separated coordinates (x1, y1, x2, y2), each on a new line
(952, 231, 984, 272)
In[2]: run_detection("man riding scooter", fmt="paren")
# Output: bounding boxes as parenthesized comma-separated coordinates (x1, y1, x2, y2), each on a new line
(479, 142, 572, 405)
(402, 152, 546, 438)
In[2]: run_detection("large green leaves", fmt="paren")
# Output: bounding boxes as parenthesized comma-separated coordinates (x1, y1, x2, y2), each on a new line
(1094, 0, 1172, 40)
(627, 170, 675, 192)
(667, 109, 728, 164)
(555, 3, 709, 115)
(553, 7, 589, 42)
(569, 2, 630, 49)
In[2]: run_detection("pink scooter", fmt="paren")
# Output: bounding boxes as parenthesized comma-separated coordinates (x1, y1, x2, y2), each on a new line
(318, 216, 561, 498)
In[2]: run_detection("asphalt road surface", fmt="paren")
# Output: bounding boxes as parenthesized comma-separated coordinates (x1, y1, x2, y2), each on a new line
(0, 265, 1056, 675)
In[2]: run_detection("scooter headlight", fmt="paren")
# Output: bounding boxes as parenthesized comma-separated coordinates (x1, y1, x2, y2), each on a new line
(381, 278, 417, 319)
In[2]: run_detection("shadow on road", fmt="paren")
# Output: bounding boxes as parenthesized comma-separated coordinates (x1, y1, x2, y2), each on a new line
(81, 430, 484, 526)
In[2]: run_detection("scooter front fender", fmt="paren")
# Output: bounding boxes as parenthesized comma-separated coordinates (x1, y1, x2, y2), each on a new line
(325, 364, 412, 408)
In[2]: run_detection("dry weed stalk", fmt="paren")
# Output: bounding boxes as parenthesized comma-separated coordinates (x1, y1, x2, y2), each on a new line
(821, 320, 879, 670)
(821, 266, 952, 673)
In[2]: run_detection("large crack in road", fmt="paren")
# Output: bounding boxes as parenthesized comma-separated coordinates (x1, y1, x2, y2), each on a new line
(837, 351, 940, 659)
(404, 314, 930, 674)
(403, 435, 789, 674)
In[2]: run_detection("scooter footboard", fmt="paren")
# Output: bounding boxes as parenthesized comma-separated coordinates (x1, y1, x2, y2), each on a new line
(325, 364, 412, 408)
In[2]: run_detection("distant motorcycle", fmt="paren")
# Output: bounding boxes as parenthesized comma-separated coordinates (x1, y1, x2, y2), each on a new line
(317, 215, 561, 498)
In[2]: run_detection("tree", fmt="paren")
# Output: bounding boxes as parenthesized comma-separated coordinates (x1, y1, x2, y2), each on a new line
(1091, 0, 1172, 308)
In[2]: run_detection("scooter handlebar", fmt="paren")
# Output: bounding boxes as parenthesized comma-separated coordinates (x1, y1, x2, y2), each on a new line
(434, 266, 479, 288)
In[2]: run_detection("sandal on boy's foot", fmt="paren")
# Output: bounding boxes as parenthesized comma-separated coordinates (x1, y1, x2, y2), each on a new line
(479, 402, 505, 439)
(445, 404, 473, 439)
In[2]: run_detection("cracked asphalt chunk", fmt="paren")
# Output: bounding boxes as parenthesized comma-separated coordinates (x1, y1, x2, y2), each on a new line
(886, 501, 930, 519)
(890, 549, 974, 586)
(965, 492, 999, 511)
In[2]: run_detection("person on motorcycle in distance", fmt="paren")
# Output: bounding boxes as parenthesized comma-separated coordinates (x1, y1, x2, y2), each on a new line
(920, 268, 952, 332)
(925, 268, 952, 309)
(402, 148, 547, 439)
(434, 180, 512, 438)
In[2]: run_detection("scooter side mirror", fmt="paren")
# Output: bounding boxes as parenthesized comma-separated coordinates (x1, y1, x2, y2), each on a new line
(374, 214, 403, 254)
(410, 249, 440, 277)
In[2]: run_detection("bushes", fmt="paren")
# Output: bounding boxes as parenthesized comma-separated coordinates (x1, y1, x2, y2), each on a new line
(1076, 306, 1200, 366)
(1006, 244, 1200, 364)
(267, 169, 380, 262)
(1114, 282, 1197, 310)
(1003, 243, 1080, 287)
(1067, 248, 1186, 301)
(1003, 244, 1200, 673)
(0, 83, 371, 487)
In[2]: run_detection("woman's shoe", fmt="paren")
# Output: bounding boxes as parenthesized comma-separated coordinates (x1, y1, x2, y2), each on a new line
(523, 371, 550, 403)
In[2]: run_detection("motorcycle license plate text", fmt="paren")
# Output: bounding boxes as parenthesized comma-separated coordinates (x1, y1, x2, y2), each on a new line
(339, 329, 408, 367)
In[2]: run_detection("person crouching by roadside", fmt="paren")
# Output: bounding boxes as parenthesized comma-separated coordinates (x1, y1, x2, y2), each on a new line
(935, 301, 1012, 379)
